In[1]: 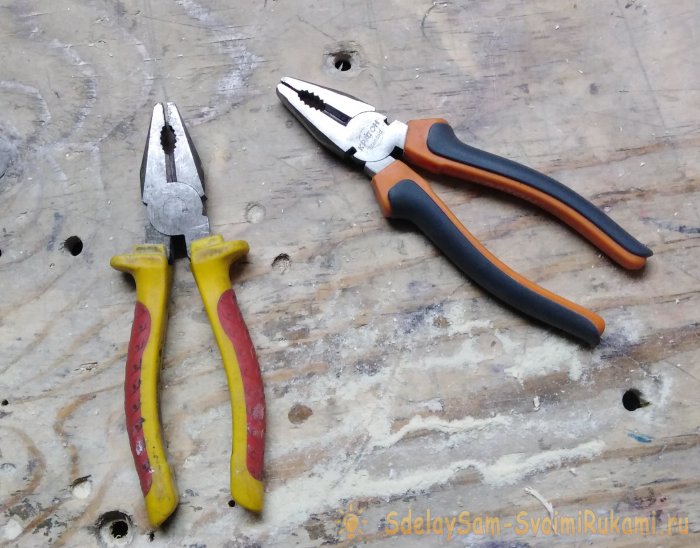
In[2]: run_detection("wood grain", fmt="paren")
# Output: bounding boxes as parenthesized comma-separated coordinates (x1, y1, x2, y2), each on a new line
(0, 0, 698, 546)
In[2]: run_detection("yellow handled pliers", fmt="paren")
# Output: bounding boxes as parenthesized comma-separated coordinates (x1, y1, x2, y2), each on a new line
(111, 103, 265, 527)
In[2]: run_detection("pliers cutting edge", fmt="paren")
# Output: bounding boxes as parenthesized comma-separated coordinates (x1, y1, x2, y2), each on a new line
(277, 77, 652, 345)
(111, 103, 265, 527)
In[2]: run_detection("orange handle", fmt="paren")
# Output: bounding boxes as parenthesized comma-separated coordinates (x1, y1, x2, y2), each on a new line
(372, 161, 605, 345)
(403, 119, 652, 270)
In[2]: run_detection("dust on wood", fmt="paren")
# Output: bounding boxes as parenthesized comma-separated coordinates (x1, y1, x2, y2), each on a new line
(1, 0, 698, 546)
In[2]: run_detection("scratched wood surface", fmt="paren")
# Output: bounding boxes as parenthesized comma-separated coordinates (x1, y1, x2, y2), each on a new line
(1, 0, 699, 546)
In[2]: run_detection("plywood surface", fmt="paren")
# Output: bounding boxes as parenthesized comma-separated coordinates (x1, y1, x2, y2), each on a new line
(1, 0, 699, 546)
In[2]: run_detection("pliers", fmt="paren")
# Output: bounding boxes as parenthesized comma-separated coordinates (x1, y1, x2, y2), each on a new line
(110, 103, 265, 527)
(277, 77, 652, 345)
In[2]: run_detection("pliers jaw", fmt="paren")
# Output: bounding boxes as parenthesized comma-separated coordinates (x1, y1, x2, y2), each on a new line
(277, 76, 408, 176)
(140, 103, 210, 258)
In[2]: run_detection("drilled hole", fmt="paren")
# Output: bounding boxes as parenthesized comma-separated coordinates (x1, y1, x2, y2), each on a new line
(272, 253, 291, 274)
(334, 54, 352, 71)
(63, 236, 83, 256)
(622, 389, 648, 411)
(110, 520, 128, 539)
(245, 202, 266, 224)
(96, 510, 133, 545)
(228, 499, 236, 507)
(1, 399, 7, 406)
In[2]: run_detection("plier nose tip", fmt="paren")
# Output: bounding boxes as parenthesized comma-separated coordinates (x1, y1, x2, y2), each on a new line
(141, 102, 206, 201)
(277, 75, 376, 121)
(140, 102, 167, 198)
(277, 76, 384, 160)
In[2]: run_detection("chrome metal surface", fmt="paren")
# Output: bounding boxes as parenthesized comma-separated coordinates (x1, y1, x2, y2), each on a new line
(277, 77, 407, 172)
(140, 102, 209, 256)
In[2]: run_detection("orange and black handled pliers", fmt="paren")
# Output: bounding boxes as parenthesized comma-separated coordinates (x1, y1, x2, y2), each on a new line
(111, 103, 265, 527)
(277, 77, 652, 346)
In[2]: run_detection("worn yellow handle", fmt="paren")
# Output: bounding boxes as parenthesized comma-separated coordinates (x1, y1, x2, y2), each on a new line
(190, 235, 265, 512)
(110, 244, 177, 527)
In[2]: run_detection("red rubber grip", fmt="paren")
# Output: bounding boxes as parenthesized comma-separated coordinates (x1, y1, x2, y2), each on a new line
(217, 289, 265, 481)
(124, 301, 153, 495)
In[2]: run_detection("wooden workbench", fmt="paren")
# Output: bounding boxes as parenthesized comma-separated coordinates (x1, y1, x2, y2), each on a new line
(1, 0, 698, 546)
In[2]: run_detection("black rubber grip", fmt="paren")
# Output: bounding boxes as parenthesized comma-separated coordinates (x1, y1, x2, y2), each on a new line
(426, 123, 652, 259)
(387, 179, 601, 345)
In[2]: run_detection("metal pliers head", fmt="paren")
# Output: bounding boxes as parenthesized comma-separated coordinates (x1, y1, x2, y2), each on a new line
(276, 77, 408, 176)
(141, 102, 210, 257)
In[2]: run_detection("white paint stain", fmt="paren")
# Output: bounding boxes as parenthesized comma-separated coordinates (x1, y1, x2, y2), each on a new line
(260, 300, 608, 530)
(2, 518, 22, 541)
(524, 486, 554, 520)
(264, 440, 605, 526)
(480, 440, 604, 486)
(375, 413, 512, 449)
(499, 333, 585, 383)
(419, 398, 443, 413)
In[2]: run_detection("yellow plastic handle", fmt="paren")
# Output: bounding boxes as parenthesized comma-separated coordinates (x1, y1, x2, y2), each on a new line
(190, 235, 265, 512)
(110, 244, 177, 527)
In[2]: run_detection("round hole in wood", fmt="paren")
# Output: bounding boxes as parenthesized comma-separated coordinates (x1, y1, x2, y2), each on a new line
(622, 389, 646, 411)
(64, 236, 83, 256)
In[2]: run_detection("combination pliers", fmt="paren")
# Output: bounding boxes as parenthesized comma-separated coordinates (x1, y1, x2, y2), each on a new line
(111, 103, 265, 526)
(277, 77, 652, 345)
